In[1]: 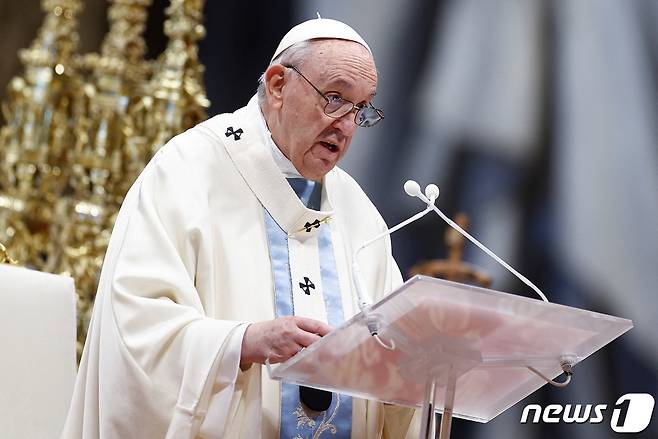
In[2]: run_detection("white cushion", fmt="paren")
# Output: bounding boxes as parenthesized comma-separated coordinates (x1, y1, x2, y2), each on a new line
(0, 264, 77, 439)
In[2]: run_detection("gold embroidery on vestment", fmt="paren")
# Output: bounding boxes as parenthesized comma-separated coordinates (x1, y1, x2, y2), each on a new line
(292, 394, 341, 438)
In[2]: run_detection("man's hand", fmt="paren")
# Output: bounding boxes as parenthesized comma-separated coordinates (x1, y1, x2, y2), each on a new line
(240, 316, 332, 369)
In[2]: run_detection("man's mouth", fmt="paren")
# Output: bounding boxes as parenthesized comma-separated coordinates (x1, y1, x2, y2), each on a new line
(320, 141, 338, 152)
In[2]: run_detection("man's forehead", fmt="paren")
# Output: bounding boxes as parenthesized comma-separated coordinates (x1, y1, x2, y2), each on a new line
(322, 76, 378, 96)
(313, 42, 377, 84)
(320, 62, 378, 84)
(309, 39, 374, 63)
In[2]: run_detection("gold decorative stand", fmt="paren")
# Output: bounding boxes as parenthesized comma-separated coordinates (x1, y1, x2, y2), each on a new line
(0, 0, 210, 356)
(409, 213, 492, 287)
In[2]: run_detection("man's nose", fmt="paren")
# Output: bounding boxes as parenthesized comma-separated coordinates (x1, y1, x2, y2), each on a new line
(331, 111, 359, 136)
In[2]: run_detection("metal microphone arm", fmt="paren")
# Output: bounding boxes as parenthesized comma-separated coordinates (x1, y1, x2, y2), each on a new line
(351, 182, 438, 342)
(411, 184, 549, 302)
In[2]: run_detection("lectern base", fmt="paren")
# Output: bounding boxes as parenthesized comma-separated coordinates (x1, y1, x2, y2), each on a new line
(420, 369, 457, 439)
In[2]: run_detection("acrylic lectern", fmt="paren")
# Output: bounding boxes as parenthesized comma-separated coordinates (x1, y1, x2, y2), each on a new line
(268, 275, 633, 439)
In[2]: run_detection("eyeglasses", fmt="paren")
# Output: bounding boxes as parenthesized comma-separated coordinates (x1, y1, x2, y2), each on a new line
(283, 64, 384, 128)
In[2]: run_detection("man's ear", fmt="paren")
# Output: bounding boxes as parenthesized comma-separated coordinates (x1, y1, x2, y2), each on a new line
(265, 64, 287, 109)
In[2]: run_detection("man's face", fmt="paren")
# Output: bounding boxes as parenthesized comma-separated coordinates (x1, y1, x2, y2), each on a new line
(266, 40, 378, 181)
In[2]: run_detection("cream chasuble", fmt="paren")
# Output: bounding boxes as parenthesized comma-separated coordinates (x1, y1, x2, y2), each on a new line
(62, 95, 419, 439)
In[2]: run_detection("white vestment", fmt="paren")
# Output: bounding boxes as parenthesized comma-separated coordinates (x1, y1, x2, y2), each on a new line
(62, 96, 419, 439)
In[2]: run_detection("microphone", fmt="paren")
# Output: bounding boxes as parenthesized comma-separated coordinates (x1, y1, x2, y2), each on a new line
(424, 184, 439, 201)
(403, 180, 422, 197)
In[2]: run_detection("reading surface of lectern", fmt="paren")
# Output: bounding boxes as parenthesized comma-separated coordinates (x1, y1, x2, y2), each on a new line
(269, 275, 633, 438)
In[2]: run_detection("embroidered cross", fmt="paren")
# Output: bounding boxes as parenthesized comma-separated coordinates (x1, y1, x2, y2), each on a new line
(304, 219, 321, 232)
(299, 277, 315, 295)
(225, 126, 243, 140)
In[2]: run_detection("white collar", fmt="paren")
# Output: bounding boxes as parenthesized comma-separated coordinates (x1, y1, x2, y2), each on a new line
(255, 101, 303, 178)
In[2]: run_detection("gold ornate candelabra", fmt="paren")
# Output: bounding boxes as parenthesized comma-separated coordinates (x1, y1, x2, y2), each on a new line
(46, 0, 154, 346)
(0, 0, 84, 268)
(0, 0, 210, 356)
(142, 0, 209, 154)
(0, 242, 18, 265)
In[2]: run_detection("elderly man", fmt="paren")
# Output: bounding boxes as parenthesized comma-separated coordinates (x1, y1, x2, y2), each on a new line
(62, 18, 418, 438)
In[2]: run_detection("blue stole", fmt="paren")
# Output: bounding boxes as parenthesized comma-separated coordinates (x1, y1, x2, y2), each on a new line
(264, 178, 353, 439)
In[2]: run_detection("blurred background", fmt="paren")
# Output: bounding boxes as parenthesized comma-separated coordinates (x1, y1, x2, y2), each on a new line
(1, 0, 656, 437)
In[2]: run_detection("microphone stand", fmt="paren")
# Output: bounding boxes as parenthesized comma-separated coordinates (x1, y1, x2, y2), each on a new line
(351, 180, 550, 349)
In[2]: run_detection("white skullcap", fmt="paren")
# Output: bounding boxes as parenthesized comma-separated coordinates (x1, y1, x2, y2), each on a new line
(271, 18, 371, 62)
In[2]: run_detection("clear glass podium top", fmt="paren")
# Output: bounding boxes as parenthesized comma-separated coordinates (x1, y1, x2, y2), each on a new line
(269, 276, 633, 423)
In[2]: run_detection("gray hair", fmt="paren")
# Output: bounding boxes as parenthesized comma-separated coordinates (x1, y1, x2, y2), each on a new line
(257, 41, 313, 104)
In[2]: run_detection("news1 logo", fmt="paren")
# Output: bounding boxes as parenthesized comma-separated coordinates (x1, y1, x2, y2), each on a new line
(520, 393, 655, 433)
